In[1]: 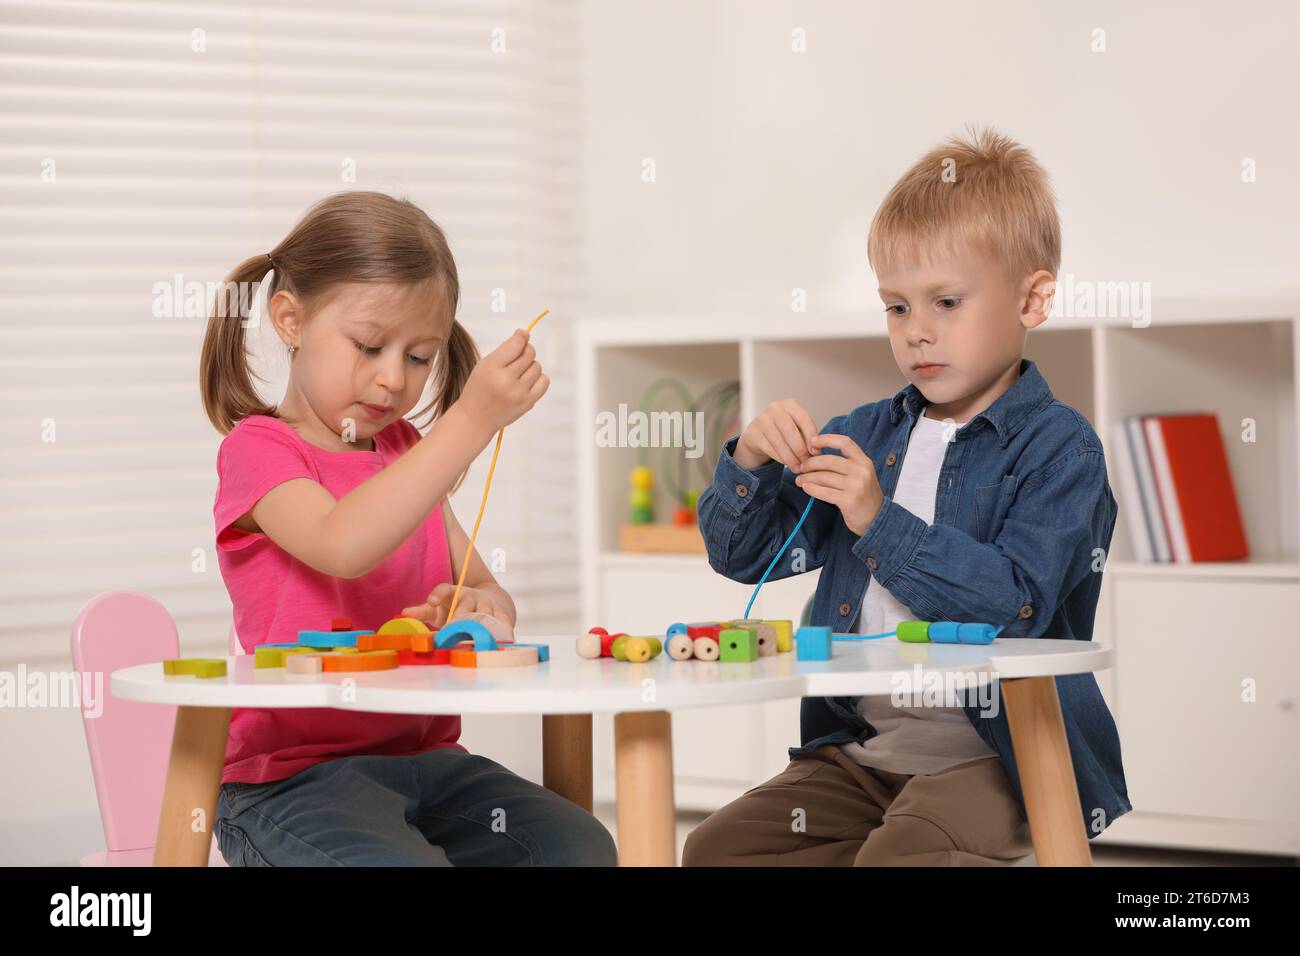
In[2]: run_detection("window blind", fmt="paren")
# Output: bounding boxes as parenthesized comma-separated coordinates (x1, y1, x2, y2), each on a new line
(0, 0, 584, 661)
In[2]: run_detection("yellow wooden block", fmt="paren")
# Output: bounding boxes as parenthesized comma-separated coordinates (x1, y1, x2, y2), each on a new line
(162, 658, 227, 678)
(377, 616, 432, 636)
(767, 619, 794, 653)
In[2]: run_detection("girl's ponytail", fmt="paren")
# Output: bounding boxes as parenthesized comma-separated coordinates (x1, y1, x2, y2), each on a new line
(199, 253, 282, 435)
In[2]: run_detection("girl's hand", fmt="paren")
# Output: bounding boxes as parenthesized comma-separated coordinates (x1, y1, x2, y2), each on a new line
(401, 583, 513, 631)
(793, 434, 885, 537)
(458, 328, 550, 435)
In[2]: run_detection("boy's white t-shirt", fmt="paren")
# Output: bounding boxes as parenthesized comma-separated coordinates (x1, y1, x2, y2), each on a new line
(838, 411, 1000, 775)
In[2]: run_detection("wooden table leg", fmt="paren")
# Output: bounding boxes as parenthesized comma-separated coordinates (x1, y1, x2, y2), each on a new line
(1001, 676, 1093, 866)
(153, 705, 231, 866)
(542, 714, 593, 812)
(613, 710, 675, 866)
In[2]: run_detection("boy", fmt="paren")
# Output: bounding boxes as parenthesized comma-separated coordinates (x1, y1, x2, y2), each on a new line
(685, 127, 1130, 866)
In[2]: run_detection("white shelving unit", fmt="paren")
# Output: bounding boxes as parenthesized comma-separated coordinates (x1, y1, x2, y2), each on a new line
(577, 304, 1300, 857)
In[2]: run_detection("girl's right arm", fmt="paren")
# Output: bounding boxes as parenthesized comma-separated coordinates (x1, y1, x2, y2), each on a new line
(240, 328, 548, 579)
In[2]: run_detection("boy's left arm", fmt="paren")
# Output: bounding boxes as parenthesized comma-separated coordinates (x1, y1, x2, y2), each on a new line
(803, 438, 1113, 638)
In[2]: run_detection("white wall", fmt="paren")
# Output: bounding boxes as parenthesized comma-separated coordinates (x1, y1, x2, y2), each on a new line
(580, 0, 1300, 317)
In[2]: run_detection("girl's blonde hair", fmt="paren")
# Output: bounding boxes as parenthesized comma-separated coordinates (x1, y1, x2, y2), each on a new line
(200, 191, 479, 489)
(868, 125, 1061, 285)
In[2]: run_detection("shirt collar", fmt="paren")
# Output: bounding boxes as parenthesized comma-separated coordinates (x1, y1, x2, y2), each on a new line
(888, 358, 1053, 447)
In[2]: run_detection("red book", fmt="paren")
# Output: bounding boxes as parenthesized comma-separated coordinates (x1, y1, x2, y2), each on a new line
(1142, 413, 1249, 562)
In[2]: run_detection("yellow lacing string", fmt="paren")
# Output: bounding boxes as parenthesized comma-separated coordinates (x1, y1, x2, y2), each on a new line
(445, 309, 549, 622)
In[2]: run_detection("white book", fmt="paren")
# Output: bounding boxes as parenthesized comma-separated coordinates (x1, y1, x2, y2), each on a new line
(1128, 415, 1171, 562)
(1111, 418, 1153, 562)
(1144, 415, 1191, 563)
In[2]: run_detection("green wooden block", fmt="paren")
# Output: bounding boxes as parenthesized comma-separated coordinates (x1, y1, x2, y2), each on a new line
(718, 628, 758, 662)
(896, 620, 931, 643)
(162, 657, 227, 678)
(254, 646, 284, 669)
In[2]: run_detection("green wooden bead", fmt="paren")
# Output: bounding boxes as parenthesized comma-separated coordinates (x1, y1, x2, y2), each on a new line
(611, 635, 630, 661)
(896, 620, 931, 643)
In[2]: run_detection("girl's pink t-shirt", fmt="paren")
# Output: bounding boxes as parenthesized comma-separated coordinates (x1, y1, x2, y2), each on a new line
(213, 414, 464, 784)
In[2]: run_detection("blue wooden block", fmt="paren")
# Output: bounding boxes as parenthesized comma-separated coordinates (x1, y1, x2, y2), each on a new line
(795, 626, 832, 661)
(434, 620, 497, 651)
(928, 621, 962, 644)
(298, 629, 373, 647)
(957, 623, 1002, 644)
(509, 642, 550, 662)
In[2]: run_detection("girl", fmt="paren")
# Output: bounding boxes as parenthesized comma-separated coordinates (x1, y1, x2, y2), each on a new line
(198, 190, 616, 866)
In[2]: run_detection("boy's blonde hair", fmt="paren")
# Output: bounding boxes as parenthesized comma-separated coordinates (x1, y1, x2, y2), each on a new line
(199, 190, 479, 492)
(867, 125, 1061, 285)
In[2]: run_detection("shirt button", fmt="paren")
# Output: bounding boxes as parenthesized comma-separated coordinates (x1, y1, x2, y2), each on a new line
(838, 602, 851, 617)
(735, 484, 748, 498)
(885, 452, 897, 466)
(1018, 603, 1034, 619)
(866, 556, 879, 570)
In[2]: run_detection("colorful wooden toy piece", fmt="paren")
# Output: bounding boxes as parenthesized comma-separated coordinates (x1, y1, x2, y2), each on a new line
(322, 650, 399, 672)
(358, 632, 413, 651)
(692, 636, 720, 661)
(686, 624, 722, 641)
(331, 617, 353, 631)
(666, 633, 694, 660)
(286, 653, 326, 674)
(896, 620, 931, 643)
(765, 619, 794, 653)
(576, 632, 603, 659)
(666, 622, 688, 637)
(475, 647, 540, 668)
(377, 615, 432, 636)
(610, 635, 631, 661)
(450, 648, 477, 668)
(731, 620, 776, 657)
(255, 646, 317, 668)
(162, 658, 227, 678)
(298, 629, 372, 648)
(434, 619, 497, 651)
(795, 626, 832, 661)
(718, 628, 758, 663)
(509, 642, 550, 662)
(623, 637, 662, 662)
(398, 648, 452, 666)
(602, 633, 626, 658)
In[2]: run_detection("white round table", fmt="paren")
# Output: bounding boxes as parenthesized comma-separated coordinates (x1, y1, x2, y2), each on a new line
(112, 635, 1112, 866)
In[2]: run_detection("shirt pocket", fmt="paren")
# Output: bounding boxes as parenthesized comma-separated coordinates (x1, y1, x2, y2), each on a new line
(973, 474, 1021, 543)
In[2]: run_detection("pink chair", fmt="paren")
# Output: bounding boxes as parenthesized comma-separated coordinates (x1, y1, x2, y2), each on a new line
(71, 590, 228, 866)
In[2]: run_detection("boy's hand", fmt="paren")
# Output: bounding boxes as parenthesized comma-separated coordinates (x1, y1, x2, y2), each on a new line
(401, 583, 512, 631)
(794, 434, 885, 536)
(734, 399, 820, 471)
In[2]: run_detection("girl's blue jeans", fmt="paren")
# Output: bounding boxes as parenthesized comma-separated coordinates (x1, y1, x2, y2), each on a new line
(215, 749, 618, 866)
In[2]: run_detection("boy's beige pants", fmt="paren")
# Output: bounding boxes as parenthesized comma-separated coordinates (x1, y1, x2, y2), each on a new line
(683, 744, 1034, 866)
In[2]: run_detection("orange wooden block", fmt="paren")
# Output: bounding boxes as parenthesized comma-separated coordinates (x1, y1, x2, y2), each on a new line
(358, 632, 412, 651)
(450, 648, 477, 668)
(322, 650, 399, 672)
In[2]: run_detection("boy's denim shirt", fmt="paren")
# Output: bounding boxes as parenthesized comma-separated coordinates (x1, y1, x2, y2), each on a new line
(696, 358, 1132, 839)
